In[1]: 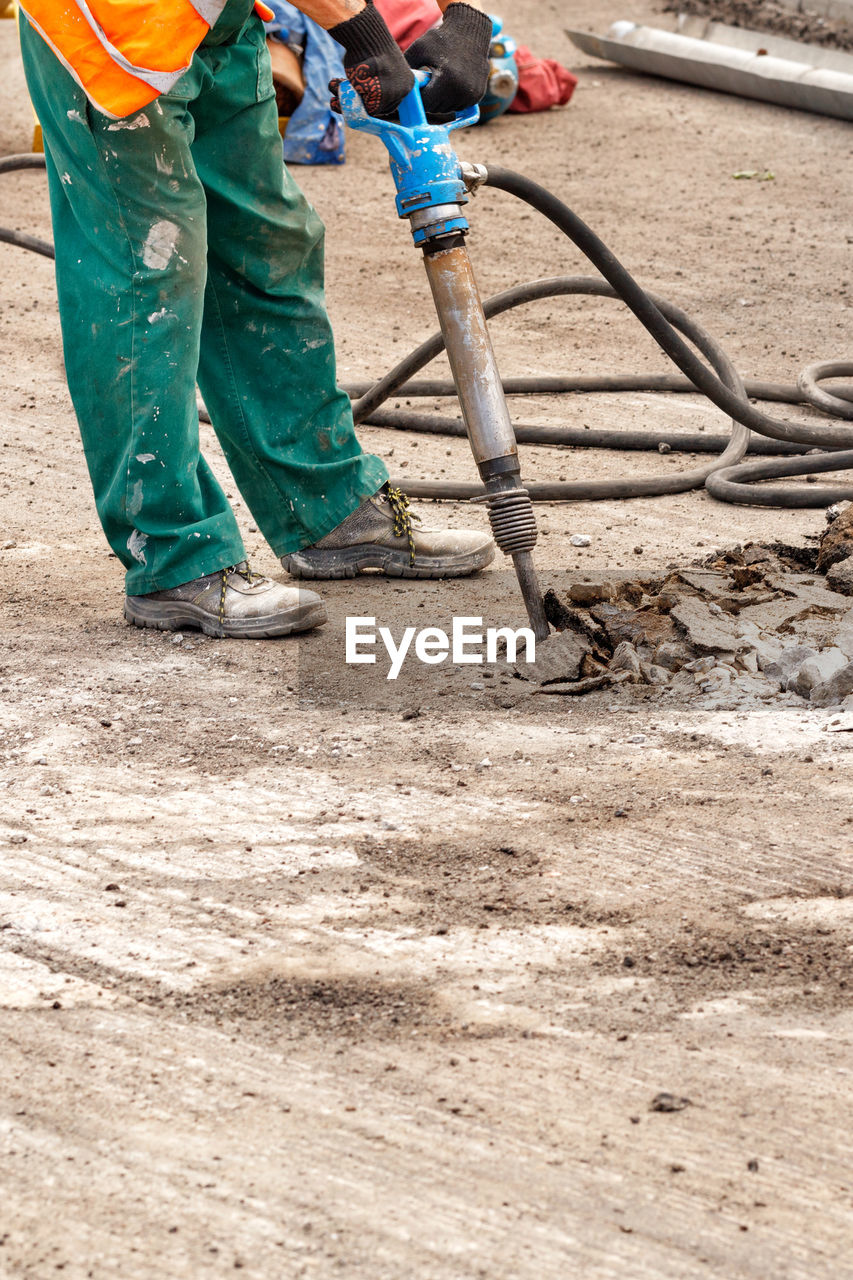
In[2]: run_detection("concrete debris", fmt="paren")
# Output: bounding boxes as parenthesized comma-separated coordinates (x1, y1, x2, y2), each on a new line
(825, 502, 850, 525)
(826, 559, 853, 595)
(786, 649, 847, 699)
(817, 502, 853, 572)
(534, 671, 627, 696)
(670, 597, 748, 654)
(570, 534, 592, 547)
(654, 640, 692, 671)
(535, 539, 853, 704)
(837, 610, 853, 659)
(610, 641, 642, 681)
(810, 661, 853, 708)
(517, 629, 589, 685)
(762, 644, 818, 687)
(568, 581, 614, 605)
(640, 661, 671, 685)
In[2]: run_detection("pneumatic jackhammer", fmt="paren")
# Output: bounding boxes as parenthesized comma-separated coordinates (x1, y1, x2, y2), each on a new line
(338, 73, 550, 642)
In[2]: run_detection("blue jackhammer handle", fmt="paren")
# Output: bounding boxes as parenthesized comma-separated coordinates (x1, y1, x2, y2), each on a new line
(397, 69, 430, 128)
(337, 69, 479, 144)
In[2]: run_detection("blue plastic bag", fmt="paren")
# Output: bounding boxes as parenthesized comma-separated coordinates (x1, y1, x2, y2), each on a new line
(263, 0, 346, 165)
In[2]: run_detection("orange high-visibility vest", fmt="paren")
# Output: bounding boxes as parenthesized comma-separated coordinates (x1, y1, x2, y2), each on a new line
(20, 0, 275, 119)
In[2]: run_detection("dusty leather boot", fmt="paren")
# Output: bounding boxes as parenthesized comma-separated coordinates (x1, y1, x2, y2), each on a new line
(280, 484, 495, 580)
(124, 562, 326, 638)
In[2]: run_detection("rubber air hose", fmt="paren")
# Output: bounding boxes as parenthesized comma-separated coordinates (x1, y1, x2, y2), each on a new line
(0, 153, 54, 259)
(350, 273, 853, 504)
(476, 167, 853, 505)
(354, 275, 751, 501)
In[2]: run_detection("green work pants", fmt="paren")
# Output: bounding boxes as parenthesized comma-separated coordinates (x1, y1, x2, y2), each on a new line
(19, 5, 387, 594)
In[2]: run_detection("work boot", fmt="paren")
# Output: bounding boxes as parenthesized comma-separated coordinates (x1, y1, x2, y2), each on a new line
(124, 562, 326, 638)
(281, 484, 495, 580)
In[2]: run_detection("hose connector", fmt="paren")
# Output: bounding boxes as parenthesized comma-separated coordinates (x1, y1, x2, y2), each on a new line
(459, 161, 489, 195)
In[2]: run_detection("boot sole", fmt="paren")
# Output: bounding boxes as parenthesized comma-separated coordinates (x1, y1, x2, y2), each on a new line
(123, 596, 327, 638)
(281, 543, 495, 581)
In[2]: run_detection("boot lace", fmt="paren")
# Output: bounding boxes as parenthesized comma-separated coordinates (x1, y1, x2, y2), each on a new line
(387, 486, 416, 567)
(218, 561, 263, 626)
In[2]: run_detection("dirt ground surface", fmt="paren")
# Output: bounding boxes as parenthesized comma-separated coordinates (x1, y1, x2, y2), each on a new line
(667, 0, 853, 50)
(2, 1, 853, 1277)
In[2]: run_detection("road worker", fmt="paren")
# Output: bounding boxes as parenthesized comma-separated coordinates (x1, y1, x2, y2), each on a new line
(17, 0, 494, 637)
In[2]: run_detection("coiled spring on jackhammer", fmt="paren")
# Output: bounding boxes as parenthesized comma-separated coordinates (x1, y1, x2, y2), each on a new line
(485, 487, 539, 555)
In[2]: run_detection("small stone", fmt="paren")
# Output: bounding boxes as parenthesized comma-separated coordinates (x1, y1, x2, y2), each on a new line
(651, 1092, 691, 1113)
(826, 559, 853, 595)
(568, 581, 614, 605)
(700, 666, 732, 690)
(654, 640, 692, 672)
(570, 534, 592, 548)
(633, 546, 644, 555)
(762, 644, 817, 688)
(171, 633, 184, 645)
(8, 834, 28, 845)
(610, 641, 641, 681)
(640, 662, 671, 685)
(818, 503, 853, 571)
(1, 540, 16, 550)
(684, 655, 716, 674)
(811, 661, 853, 707)
(788, 650, 847, 699)
(747, 1158, 760, 1173)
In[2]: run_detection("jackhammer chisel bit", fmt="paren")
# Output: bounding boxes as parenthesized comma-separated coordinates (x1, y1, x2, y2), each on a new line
(339, 73, 550, 642)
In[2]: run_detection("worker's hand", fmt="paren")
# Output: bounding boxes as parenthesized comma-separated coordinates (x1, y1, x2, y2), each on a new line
(404, 2, 492, 121)
(329, 1, 414, 117)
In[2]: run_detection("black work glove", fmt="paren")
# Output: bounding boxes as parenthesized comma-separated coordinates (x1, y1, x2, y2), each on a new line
(329, 1, 415, 118)
(404, 2, 492, 121)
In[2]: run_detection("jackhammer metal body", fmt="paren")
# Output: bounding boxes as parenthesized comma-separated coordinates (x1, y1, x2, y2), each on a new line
(338, 75, 549, 641)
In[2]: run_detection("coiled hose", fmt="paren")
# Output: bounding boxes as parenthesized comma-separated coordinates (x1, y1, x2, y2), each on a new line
(3, 152, 852, 508)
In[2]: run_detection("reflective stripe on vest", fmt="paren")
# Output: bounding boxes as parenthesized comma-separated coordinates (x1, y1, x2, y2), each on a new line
(20, 1, 268, 119)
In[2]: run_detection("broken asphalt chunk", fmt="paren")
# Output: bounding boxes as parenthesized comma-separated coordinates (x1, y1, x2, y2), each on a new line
(670, 597, 748, 654)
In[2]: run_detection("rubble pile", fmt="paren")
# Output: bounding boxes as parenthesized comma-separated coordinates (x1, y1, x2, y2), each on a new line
(523, 507, 853, 710)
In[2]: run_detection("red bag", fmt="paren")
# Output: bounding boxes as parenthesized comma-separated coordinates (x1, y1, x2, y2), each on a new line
(373, 0, 440, 50)
(508, 45, 577, 113)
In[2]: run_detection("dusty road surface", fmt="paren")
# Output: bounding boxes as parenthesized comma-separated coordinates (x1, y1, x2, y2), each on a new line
(2, 1, 853, 1276)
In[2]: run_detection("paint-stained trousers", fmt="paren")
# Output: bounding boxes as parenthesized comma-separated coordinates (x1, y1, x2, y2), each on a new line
(19, 4, 387, 594)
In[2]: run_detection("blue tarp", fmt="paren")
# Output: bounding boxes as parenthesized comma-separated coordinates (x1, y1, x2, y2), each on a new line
(263, 0, 347, 165)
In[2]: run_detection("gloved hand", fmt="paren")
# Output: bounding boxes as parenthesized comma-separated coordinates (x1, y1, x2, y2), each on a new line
(329, 1, 415, 118)
(404, 2, 492, 121)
